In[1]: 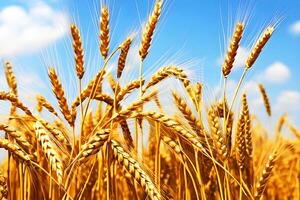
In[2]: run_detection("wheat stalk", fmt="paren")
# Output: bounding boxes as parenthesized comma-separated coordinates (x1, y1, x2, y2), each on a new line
(71, 71, 105, 108)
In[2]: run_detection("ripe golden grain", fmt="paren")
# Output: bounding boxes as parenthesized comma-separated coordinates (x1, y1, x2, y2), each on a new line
(139, 0, 162, 60)
(246, 26, 274, 69)
(258, 83, 271, 116)
(100, 6, 110, 60)
(222, 22, 244, 77)
(71, 24, 85, 79)
(48, 68, 74, 126)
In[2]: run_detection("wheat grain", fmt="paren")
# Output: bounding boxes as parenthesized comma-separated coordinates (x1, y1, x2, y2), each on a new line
(48, 68, 74, 126)
(34, 121, 63, 184)
(119, 118, 134, 149)
(118, 91, 157, 116)
(242, 94, 252, 157)
(246, 26, 274, 69)
(111, 140, 161, 200)
(0, 91, 33, 116)
(207, 105, 228, 160)
(71, 24, 85, 79)
(4, 61, 18, 115)
(100, 6, 110, 59)
(236, 110, 246, 169)
(254, 151, 277, 200)
(116, 80, 144, 103)
(131, 111, 207, 153)
(172, 91, 204, 134)
(93, 93, 114, 106)
(78, 129, 110, 163)
(117, 37, 133, 78)
(139, 0, 162, 60)
(258, 83, 271, 116)
(0, 138, 31, 162)
(222, 22, 244, 77)
(0, 124, 31, 151)
(37, 118, 69, 145)
(143, 66, 188, 92)
(36, 95, 59, 117)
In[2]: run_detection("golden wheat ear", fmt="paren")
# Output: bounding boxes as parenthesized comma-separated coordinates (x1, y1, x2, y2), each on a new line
(111, 140, 161, 200)
(254, 151, 277, 200)
(100, 6, 110, 60)
(34, 121, 64, 184)
(246, 26, 274, 69)
(222, 22, 244, 77)
(117, 36, 133, 79)
(0, 124, 31, 152)
(4, 61, 18, 114)
(0, 91, 33, 117)
(70, 24, 85, 80)
(36, 95, 59, 117)
(207, 105, 228, 161)
(48, 68, 74, 126)
(0, 138, 31, 162)
(139, 0, 163, 60)
(258, 83, 271, 116)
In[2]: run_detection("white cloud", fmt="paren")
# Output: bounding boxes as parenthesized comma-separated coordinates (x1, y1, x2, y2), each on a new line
(233, 47, 249, 68)
(0, 2, 69, 57)
(218, 46, 250, 69)
(275, 91, 300, 114)
(263, 62, 290, 84)
(290, 21, 300, 35)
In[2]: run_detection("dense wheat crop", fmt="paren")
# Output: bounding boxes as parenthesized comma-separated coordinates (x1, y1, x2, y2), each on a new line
(0, 0, 299, 200)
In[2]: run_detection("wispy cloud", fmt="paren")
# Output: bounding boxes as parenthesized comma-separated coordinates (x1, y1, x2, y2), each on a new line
(275, 90, 300, 113)
(0, 2, 69, 57)
(262, 62, 291, 84)
(290, 20, 300, 35)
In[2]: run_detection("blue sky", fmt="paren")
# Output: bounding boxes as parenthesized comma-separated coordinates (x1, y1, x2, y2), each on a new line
(0, 0, 300, 133)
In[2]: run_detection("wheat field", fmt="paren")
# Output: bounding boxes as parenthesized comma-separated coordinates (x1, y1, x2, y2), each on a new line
(0, 0, 299, 200)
